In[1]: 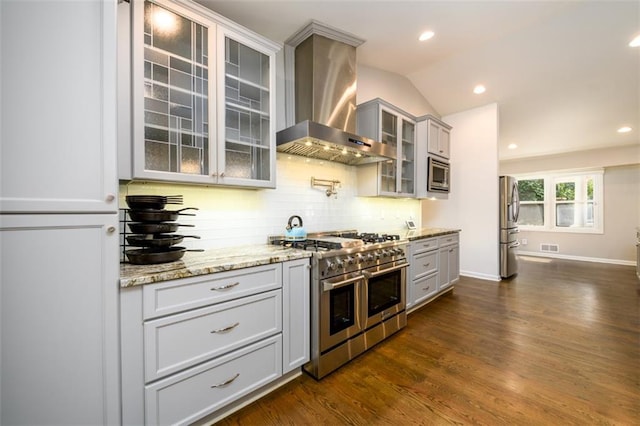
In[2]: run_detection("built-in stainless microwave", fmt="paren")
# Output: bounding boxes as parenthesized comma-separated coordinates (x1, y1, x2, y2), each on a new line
(427, 157, 450, 193)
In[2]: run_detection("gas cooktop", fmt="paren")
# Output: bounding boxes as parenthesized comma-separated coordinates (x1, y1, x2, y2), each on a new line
(269, 231, 404, 253)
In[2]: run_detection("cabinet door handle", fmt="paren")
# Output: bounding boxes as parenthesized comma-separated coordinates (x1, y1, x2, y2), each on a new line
(210, 373, 240, 388)
(219, 172, 225, 178)
(210, 322, 239, 334)
(210, 282, 239, 291)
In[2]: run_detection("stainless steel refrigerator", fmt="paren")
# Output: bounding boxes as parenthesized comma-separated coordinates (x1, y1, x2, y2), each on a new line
(499, 176, 520, 278)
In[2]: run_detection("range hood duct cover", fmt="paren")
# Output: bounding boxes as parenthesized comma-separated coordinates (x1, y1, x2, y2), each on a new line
(276, 24, 396, 165)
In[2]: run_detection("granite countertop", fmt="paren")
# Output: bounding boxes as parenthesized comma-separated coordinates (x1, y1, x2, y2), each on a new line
(120, 244, 312, 288)
(401, 227, 461, 241)
(120, 228, 460, 288)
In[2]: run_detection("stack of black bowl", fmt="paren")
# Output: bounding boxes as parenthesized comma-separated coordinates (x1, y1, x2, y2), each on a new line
(124, 195, 200, 265)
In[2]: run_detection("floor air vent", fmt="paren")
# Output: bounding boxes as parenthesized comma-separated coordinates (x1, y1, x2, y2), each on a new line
(540, 243, 559, 253)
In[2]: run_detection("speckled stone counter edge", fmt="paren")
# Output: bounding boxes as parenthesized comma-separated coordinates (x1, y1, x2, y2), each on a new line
(402, 228, 461, 241)
(120, 245, 312, 288)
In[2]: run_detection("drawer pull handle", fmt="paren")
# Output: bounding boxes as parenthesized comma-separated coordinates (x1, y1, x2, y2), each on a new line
(210, 282, 239, 291)
(210, 373, 240, 388)
(210, 322, 239, 334)
(422, 286, 430, 291)
(423, 263, 430, 267)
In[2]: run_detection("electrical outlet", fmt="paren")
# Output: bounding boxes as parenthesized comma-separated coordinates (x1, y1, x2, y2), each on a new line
(521, 238, 528, 245)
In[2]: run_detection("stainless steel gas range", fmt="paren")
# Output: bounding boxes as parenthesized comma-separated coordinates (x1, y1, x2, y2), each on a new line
(271, 231, 408, 379)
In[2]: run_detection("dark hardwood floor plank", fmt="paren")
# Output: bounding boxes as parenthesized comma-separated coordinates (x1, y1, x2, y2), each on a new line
(215, 258, 639, 425)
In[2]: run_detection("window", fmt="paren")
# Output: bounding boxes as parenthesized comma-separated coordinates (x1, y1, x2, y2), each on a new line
(515, 170, 603, 233)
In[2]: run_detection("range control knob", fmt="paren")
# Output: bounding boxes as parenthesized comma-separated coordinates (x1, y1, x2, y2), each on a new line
(374, 250, 382, 260)
(381, 250, 390, 258)
(346, 256, 355, 265)
(335, 258, 344, 269)
(327, 260, 338, 271)
(366, 253, 375, 262)
(395, 248, 405, 256)
(356, 253, 365, 263)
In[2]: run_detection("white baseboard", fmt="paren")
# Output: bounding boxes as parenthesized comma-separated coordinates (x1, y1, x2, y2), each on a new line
(460, 270, 501, 281)
(517, 250, 636, 266)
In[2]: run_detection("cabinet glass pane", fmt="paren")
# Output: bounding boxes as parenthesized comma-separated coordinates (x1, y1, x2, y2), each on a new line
(143, 1, 209, 175)
(380, 110, 397, 147)
(401, 121, 415, 194)
(380, 161, 396, 193)
(224, 37, 271, 180)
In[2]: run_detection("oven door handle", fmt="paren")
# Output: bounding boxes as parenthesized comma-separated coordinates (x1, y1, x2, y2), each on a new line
(362, 262, 409, 279)
(322, 274, 364, 292)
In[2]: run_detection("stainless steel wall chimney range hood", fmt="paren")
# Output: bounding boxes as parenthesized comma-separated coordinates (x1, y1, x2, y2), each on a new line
(276, 21, 396, 165)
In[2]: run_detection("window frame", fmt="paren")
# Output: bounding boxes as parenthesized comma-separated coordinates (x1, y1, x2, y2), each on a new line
(514, 169, 604, 234)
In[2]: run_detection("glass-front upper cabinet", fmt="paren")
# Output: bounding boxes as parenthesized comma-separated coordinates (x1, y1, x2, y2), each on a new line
(218, 28, 274, 185)
(356, 99, 416, 197)
(128, 0, 278, 187)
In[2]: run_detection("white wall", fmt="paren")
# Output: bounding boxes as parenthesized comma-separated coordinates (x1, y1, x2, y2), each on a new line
(356, 64, 439, 117)
(500, 144, 640, 174)
(421, 103, 500, 281)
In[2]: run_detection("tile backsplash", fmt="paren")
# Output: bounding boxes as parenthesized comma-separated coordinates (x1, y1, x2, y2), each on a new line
(120, 153, 421, 250)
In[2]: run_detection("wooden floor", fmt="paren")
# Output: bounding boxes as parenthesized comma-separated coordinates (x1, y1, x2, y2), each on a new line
(217, 257, 640, 425)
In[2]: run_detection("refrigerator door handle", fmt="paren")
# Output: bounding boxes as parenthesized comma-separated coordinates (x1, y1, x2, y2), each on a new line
(508, 241, 521, 249)
(511, 182, 520, 222)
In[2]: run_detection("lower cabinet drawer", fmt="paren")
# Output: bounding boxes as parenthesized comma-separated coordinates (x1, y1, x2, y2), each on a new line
(412, 273, 438, 306)
(145, 334, 282, 426)
(412, 237, 438, 254)
(144, 290, 282, 381)
(142, 263, 282, 319)
(412, 251, 438, 279)
(438, 233, 458, 247)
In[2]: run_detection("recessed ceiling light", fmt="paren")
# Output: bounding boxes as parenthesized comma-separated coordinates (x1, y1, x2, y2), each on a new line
(508, 143, 518, 149)
(419, 31, 435, 41)
(617, 126, 632, 133)
(629, 34, 640, 47)
(473, 85, 486, 94)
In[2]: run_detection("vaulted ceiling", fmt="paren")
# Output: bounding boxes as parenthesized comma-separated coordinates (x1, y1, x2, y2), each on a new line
(196, 0, 640, 160)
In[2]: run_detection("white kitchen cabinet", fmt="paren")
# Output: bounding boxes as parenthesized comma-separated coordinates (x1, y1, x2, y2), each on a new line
(145, 335, 282, 426)
(1, 0, 118, 213)
(0, 214, 120, 425)
(121, 259, 309, 425)
(144, 290, 282, 381)
(416, 115, 453, 198)
(0, 1, 121, 425)
(438, 234, 460, 291)
(124, 0, 279, 188)
(282, 258, 310, 373)
(425, 116, 452, 159)
(407, 233, 460, 313)
(357, 98, 416, 197)
(407, 237, 439, 311)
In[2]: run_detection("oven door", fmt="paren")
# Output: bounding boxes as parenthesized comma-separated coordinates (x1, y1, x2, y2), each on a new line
(320, 273, 365, 352)
(362, 262, 408, 330)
